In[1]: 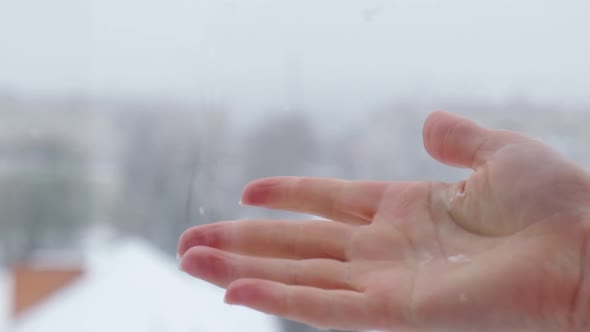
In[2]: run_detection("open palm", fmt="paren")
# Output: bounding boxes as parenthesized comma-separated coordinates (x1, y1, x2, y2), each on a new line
(178, 112, 590, 332)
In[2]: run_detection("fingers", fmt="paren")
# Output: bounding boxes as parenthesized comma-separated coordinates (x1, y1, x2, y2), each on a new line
(241, 177, 390, 224)
(180, 246, 357, 291)
(423, 111, 495, 169)
(423, 111, 533, 170)
(225, 279, 377, 331)
(177, 219, 353, 261)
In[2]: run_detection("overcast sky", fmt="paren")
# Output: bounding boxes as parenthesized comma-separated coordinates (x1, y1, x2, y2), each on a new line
(1, 0, 589, 119)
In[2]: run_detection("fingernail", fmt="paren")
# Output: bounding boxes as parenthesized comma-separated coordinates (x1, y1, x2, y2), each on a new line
(238, 200, 244, 206)
(176, 252, 181, 260)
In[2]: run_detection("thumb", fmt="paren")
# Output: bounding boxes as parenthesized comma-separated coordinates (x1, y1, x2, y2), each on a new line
(423, 111, 502, 169)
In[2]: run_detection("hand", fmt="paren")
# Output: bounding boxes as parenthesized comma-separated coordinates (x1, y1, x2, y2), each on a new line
(178, 112, 590, 332)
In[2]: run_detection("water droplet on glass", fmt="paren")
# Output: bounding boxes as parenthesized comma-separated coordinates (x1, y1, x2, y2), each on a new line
(447, 254, 471, 263)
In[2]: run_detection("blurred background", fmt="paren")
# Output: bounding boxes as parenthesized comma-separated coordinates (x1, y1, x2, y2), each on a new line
(1, 0, 590, 331)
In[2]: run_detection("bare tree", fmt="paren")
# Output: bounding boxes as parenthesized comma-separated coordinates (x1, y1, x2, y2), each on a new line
(0, 135, 92, 263)
(114, 105, 236, 253)
(241, 110, 319, 179)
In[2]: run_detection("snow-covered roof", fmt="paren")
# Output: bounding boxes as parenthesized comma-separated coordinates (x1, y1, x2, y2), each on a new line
(4, 238, 280, 332)
(0, 269, 11, 329)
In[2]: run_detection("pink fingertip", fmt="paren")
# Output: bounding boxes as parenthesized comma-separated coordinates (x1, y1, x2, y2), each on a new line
(225, 279, 268, 305)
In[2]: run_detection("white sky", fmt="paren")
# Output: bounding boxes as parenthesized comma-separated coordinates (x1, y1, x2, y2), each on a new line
(1, 0, 589, 119)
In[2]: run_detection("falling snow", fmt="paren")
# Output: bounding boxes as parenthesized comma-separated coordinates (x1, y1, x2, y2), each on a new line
(420, 252, 433, 266)
(447, 254, 471, 263)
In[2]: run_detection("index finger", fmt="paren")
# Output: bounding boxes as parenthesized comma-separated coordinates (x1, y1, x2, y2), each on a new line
(240, 177, 390, 224)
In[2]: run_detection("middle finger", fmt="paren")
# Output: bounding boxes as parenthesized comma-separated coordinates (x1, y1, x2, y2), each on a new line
(178, 219, 355, 261)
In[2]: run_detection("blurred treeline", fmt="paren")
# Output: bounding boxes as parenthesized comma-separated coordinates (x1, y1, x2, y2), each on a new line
(1, 95, 589, 332)
(1, 96, 590, 265)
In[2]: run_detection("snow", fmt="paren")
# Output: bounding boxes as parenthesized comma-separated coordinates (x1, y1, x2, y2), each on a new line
(4, 238, 280, 332)
(419, 252, 433, 267)
(447, 254, 471, 263)
(0, 270, 11, 329)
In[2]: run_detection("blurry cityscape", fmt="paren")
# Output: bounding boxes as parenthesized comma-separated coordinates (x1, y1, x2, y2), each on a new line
(0, 95, 589, 331)
(2, 95, 589, 265)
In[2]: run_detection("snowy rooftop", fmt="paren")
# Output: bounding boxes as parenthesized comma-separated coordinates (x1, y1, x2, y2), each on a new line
(0, 270, 10, 329)
(1, 238, 280, 332)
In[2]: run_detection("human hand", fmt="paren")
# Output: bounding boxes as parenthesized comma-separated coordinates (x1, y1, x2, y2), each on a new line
(178, 111, 590, 331)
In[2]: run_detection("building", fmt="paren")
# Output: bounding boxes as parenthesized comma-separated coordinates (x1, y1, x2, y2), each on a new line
(0, 237, 280, 332)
